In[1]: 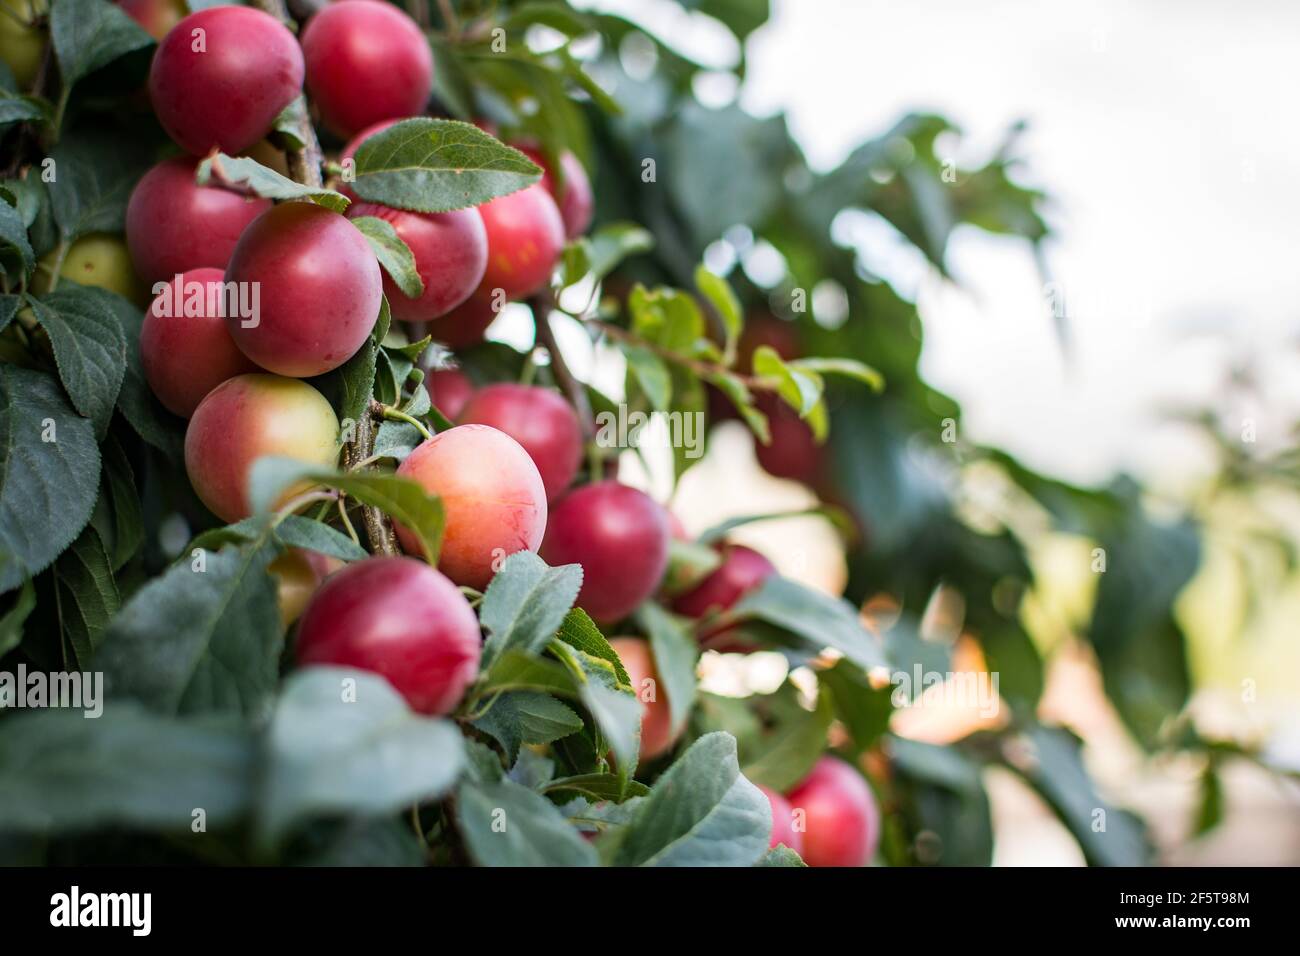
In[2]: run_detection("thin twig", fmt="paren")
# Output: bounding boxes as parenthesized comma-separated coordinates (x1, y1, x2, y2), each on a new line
(531, 293, 594, 441)
(342, 402, 400, 555)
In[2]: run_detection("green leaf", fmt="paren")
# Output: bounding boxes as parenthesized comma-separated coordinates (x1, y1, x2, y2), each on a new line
(634, 602, 698, 735)
(456, 778, 598, 866)
(249, 457, 445, 565)
(705, 370, 769, 443)
(372, 420, 423, 461)
(350, 215, 425, 299)
(196, 154, 350, 212)
(51, 0, 153, 93)
(695, 265, 742, 363)
(1194, 761, 1223, 836)
(586, 222, 653, 283)
(309, 335, 377, 434)
(256, 667, 466, 848)
(271, 515, 368, 561)
(817, 658, 893, 754)
(353, 118, 543, 214)
(52, 526, 119, 669)
(88, 432, 143, 571)
(998, 724, 1151, 866)
(471, 691, 583, 764)
(740, 680, 833, 791)
(96, 538, 281, 716)
(291, 817, 425, 867)
(100, 288, 185, 457)
(0, 366, 101, 592)
(621, 341, 672, 412)
(788, 356, 884, 392)
(558, 238, 591, 289)
(724, 575, 887, 670)
(890, 737, 992, 866)
(0, 198, 34, 277)
(270, 95, 309, 151)
(613, 732, 770, 866)
(0, 578, 36, 657)
(554, 607, 630, 686)
(0, 91, 48, 129)
(26, 287, 127, 439)
(628, 284, 705, 353)
(0, 704, 254, 834)
(47, 129, 154, 241)
(543, 773, 650, 801)
(479, 550, 583, 666)
(187, 514, 365, 562)
(752, 345, 822, 417)
(756, 844, 806, 867)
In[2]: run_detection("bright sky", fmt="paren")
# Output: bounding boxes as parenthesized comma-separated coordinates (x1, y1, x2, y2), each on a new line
(582, 0, 1300, 487)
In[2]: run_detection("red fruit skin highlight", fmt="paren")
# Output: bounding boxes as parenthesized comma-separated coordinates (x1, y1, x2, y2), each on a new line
(126, 156, 271, 287)
(149, 7, 304, 155)
(785, 756, 881, 867)
(541, 481, 671, 624)
(301, 0, 434, 138)
(296, 557, 481, 715)
(457, 383, 584, 500)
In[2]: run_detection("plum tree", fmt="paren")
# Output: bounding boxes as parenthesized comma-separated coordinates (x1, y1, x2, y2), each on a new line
(672, 543, 776, 649)
(345, 202, 486, 321)
(296, 556, 481, 715)
(268, 548, 341, 629)
(394, 424, 547, 589)
(785, 756, 881, 867)
(515, 144, 595, 239)
(126, 156, 272, 287)
(184, 373, 340, 522)
(140, 267, 258, 417)
(423, 366, 474, 420)
(608, 637, 678, 761)
(0, 0, 44, 87)
(300, 0, 433, 138)
(36, 234, 145, 303)
(149, 6, 304, 155)
(475, 182, 565, 301)
(541, 481, 670, 623)
(224, 201, 382, 377)
(758, 784, 805, 855)
(457, 383, 583, 500)
(118, 0, 186, 40)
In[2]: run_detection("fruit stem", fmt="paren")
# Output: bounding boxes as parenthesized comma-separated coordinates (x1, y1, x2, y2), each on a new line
(336, 497, 361, 548)
(381, 405, 433, 442)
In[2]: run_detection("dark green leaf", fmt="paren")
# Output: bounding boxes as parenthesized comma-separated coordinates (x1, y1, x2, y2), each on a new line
(52, 525, 119, 669)
(479, 550, 583, 665)
(257, 667, 465, 848)
(613, 732, 769, 866)
(456, 778, 597, 866)
(26, 286, 127, 438)
(724, 575, 887, 670)
(350, 215, 425, 299)
(51, 0, 153, 92)
(96, 538, 281, 716)
(0, 366, 101, 592)
(471, 691, 583, 764)
(634, 601, 698, 734)
(353, 118, 542, 214)
(0, 704, 254, 833)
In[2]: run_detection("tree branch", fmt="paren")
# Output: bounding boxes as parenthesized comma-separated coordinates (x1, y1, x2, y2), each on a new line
(248, 0, 324, 188)
(531, 294, 595, 441)
(342, 401, 400, 556)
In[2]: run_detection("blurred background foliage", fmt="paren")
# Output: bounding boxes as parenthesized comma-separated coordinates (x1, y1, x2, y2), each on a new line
(430, 0, 1297, 865)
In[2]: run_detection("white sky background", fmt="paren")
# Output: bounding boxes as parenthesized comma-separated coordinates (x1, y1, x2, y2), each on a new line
(579, 0, 1300, 488)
